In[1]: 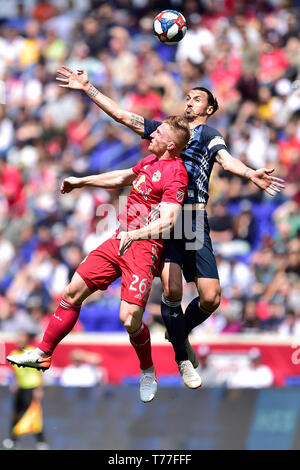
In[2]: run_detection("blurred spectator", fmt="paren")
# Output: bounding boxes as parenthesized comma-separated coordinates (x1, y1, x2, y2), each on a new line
(80, 16, 108, 57)
(107, 26, 138, 89)
(232, 202, 257, 248)
(31, 0, 59, 23)
(42, 28, 67, 64)
(209, 199, 234, 243)
(0, 229, 15, 279)
(60, 349, 108, 387)
(0, 299, 40, 335)
(218, 256, 254, 297)
(125, 76, 163, 121)
(228, 347, 274, 388)
(3, 331, 49, 450)
(241, 299, 261, 333)
(0, 106, 14, 158)
(258, 39, 289, 85)
(175, 13, 215, 65)
(18, 20, 42, 70)
(220, 299, 243, 333)
(147, 53, 181, 115)
(278, 309, 300, 337)
(259, 300, 285, 332)
(0, 157, 25, 217)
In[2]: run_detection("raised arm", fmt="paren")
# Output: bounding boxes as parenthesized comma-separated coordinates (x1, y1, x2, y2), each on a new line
(56, 65, 145, 136)
(117, 203, 182, 256)
(60, 168, 136, 193)
(215, 148, 285, 197)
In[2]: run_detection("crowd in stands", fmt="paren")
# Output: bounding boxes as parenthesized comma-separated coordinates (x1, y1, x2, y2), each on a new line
(0, 0, 299, 338)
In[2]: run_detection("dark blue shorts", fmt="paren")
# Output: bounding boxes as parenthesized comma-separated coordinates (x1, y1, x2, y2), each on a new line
(162, 210, 219, 283)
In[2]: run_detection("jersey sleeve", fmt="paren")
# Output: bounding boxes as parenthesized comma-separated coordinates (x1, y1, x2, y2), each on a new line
(161, 163, 188, 206)
(142, 118, 162, 141)
(203, 126, 227, 159)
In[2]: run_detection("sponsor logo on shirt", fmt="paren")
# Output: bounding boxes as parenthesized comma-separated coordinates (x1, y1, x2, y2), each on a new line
(133, 174, 152, 200)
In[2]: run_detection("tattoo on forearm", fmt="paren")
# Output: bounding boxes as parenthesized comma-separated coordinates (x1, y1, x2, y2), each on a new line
(87, 84, 99, 99)
(130, 113, 144, 129)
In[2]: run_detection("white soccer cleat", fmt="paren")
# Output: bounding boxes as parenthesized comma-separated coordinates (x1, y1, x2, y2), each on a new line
(140, 369, 157, 403)
(165, 331, 199, 369)
(178, 360, 202, 389)
(6, 349, 51, 371)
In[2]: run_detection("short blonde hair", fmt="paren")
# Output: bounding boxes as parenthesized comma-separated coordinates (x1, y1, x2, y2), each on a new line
(163, 115, 190, 150)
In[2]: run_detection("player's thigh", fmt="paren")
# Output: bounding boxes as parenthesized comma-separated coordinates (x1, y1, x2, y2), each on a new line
(76, 238, 121, 295)
(194, 276, 221, 311)
(161, 238, 184, 300)
(119, 300, 144, 332)
(121, 241, 162, 309)
(160, 261, 183, 300)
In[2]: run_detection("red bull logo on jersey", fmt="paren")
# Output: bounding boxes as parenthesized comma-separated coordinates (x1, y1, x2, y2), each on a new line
(133, 174, 152, 200)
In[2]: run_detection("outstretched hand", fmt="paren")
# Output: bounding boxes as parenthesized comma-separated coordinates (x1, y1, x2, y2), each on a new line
(56, 65, 90, 92)
(250, 168, 285, 196)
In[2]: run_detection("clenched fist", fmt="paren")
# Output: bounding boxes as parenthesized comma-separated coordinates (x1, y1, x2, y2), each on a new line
(60, 177, 82, 194)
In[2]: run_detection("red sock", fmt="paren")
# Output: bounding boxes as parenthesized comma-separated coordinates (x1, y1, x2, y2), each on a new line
(129, 323, 153, 371)
(38, 298, 81, 355)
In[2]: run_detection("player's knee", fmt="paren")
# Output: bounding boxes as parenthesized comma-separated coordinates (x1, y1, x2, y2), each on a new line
(201, 289, 221, 312)
(63, 283, 81, 305)
(120, 307, 141, 333)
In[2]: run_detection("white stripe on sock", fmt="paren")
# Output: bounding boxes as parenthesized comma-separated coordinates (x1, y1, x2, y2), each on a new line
(161, 295, 182, 308)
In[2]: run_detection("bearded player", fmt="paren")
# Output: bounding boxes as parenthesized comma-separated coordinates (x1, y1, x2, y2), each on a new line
(7, 116, 193, 403)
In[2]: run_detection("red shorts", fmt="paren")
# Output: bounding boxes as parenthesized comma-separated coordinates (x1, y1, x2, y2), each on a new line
(76, 236, 163, 308)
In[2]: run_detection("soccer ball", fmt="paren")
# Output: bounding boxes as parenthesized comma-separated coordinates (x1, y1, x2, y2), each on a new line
(153, 10, 187, 45)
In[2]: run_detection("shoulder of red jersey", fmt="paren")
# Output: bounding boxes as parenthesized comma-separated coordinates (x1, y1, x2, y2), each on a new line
(132, 154, 157, 175)
(160, 158, 188, 205)
(163, 158, 188, 182)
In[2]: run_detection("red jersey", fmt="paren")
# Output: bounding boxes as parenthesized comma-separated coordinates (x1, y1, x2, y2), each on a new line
(117, 154, 188, 247)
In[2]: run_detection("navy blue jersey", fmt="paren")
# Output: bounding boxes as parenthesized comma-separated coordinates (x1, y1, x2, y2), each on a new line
(143, 119, 227, 205)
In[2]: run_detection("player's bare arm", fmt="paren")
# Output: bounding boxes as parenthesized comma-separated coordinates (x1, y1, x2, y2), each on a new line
(60, 168, 136, 193)
(56, 65, 145, 136)
(118, 203, 182, 256)
(215, 148, 285, 197)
